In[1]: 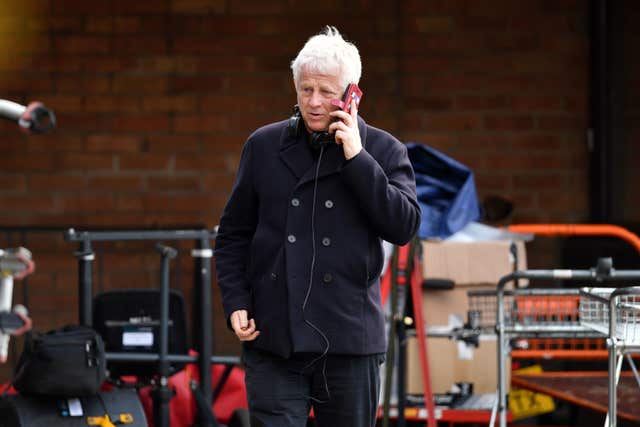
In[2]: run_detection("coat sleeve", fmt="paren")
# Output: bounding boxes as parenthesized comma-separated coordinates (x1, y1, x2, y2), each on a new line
(214, 139, 258, 325)
(340, 139, 421, 245)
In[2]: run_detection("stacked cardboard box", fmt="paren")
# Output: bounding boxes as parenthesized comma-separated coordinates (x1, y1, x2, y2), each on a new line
(406, 240, 526, 395)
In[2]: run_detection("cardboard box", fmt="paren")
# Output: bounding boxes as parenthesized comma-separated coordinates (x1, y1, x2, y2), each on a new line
(422, 285, 494, 327)
(406, 335, 510, 395)
(405, 240, 525, 394)
(422, 240, 527, 286)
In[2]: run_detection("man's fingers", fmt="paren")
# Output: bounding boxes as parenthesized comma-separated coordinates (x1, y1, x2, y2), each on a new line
(232, 314, 260, 341)
(350, 98, 358, 120)
(231, 310, 249, 331)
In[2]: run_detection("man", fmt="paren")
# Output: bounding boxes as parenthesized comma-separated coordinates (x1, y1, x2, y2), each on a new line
(215, 26, 420, 427)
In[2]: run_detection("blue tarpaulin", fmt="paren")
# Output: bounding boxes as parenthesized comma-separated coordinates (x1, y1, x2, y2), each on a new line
(406, 143, 481, 239)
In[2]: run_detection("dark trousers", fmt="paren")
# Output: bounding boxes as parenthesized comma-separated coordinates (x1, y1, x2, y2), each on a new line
(242, 347, 384, 427)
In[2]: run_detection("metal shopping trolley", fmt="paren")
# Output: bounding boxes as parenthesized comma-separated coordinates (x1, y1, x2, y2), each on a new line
(468, 287, 601, 427)
(466, 258, 640, 427)
(580, 286, 640, 427)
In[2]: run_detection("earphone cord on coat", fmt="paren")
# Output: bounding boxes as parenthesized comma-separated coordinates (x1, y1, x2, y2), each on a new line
(301, 144, 330, 403)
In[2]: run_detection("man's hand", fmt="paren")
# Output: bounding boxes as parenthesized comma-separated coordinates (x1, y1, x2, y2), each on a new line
(230, 309, 260, 342)
(329, 99, 362, 160)
(10, 314, 31, 337)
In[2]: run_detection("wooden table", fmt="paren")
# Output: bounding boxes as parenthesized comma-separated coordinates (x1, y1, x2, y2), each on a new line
(512, 371, 640, 424)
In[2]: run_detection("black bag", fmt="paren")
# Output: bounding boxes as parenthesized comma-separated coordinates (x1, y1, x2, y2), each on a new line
(0, 388, 147, 427)
(12, 325, 106, 397)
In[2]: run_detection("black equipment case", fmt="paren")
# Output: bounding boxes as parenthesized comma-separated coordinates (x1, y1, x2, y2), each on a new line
(0, 388, 147, 427)
(92, 288, 188, 378)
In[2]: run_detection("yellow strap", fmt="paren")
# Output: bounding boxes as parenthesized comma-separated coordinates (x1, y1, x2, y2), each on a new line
(86, 415, 116, 427)
(119, 413, 134, 424)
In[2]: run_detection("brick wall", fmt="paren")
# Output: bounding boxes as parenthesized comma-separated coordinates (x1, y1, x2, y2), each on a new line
(0, 0, 599, 378)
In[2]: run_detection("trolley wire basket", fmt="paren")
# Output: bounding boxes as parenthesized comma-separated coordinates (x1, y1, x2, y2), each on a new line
(580, 287, 640, 344)
(467, 288, 599, 338)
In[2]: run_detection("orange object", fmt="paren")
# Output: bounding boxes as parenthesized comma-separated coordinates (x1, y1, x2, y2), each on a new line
(507, 223, 640, 255)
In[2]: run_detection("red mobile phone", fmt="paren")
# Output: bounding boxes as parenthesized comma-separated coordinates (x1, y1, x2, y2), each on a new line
(332, 83, 363, 112)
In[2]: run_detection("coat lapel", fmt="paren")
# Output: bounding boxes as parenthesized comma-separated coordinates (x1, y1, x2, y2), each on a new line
(278, 116, 369, 187)
(279, 135, 314, 180)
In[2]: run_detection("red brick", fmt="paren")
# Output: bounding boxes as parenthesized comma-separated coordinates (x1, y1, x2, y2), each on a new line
(85, 16, 114, 33)
(407, 16, 454, 33)
(423, 114, 483, 131)
(0, 175, 27, 193)
(113, 0, 169, 14)
(172, 75, 224, 93)
(509, 134, 564, 151)
(147, 135, 201, 152)
(112, 16, 143, 33)
(54, 112, 104, 132)
(119, 154, 172, 171)
(228, 0, 287, 14)
(114, 195, 144, 211)
(144, 194, 227, 212)
(200, 174, 235, 192)
(0, 0, 50, 17)
(83, 95, 142, 113)
(405, 96, 453, 111)
(49, 0, 109, 15)
(57, 153, 114, 171)
(173, 35, 298, 56)
(148, 176, 202, 191)
(34, 95, 83, 113)
(113, 36, 168, 55)
(537, 115, 586, 130)
(53, 35, 110, 54)
(513, 174, 569, 190)
(0, 194, 56, 211)
(111, 114, 171, 133)
(87, 134, 142, 152)
(56, 75, 110, 94)
(0, 155, 55, 172)
(29, 174, 85, 192)
(173, 114, 230, 133)
(226, 74, 289, 93)
(171, 0, 226, 14)
(136, 56, 191, 73)
(0, 72, 54, 93)
(87, 176, 143, 191)
(112, 75, 169, 94)
(58, 194, 115, 213)
(484, 115, 534, 131)
(142, 95, 198, 113)
(456, 95, 510, 110)
(174, 154, 228, 171)
(80, 56, 137, 73)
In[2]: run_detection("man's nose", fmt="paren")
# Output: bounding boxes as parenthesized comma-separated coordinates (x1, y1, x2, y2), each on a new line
(309, 91, 322, 106)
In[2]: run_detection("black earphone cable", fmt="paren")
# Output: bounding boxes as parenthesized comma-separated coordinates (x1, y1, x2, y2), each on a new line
(301, 144, 331, 403)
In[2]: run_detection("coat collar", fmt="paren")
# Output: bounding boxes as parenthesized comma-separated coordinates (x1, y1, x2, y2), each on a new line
(279, 116, 368, 187)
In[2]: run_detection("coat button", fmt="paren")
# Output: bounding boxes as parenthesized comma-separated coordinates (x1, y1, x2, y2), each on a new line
(291, 198, 300, 207)
(323, 273, 333, 284)
(321, 237, 331, 246)
(287, 234, 296, 243)
(270, 272, 277, 281)
(324, 200, 334, 209)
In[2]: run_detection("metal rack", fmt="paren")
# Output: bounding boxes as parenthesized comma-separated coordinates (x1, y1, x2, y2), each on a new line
(468, 259, 640, 427)
(580, 287, 640, 427)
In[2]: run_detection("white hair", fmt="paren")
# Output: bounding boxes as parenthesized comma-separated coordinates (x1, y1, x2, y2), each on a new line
(290, 26, 362, 92)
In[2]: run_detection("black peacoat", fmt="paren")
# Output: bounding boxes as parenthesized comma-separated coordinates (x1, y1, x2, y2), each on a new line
(214, 116, 421, 358)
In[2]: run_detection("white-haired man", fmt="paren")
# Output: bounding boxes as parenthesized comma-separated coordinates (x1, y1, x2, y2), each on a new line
(215, 26, 420, 427)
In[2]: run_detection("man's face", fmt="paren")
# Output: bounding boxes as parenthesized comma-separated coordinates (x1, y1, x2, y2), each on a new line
(295, 70, 342, 133)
